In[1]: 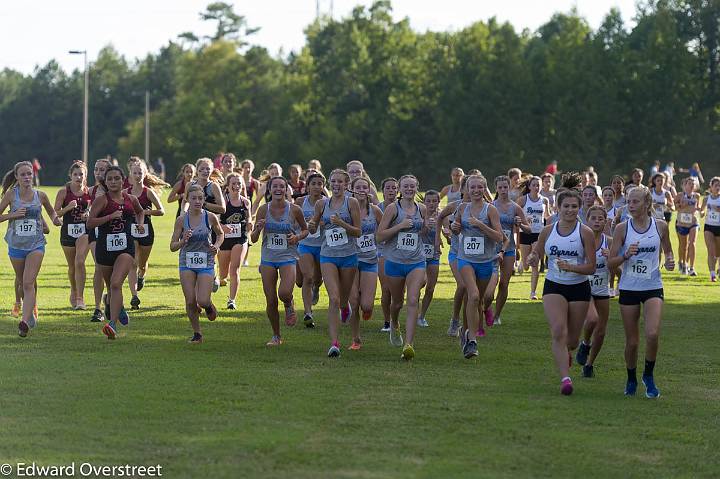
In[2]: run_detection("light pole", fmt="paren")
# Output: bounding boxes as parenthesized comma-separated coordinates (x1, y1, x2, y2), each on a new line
(69, 50, 88, 164)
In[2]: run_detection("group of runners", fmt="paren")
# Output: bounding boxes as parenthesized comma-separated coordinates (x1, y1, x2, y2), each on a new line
(3, 156, 718, 398)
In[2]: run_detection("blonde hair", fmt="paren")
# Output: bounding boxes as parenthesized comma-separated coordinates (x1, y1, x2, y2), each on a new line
(2, 161, 34, 194)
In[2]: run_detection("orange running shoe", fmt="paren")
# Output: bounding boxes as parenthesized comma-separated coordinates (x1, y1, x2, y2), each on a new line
(11, 302, 21, 318)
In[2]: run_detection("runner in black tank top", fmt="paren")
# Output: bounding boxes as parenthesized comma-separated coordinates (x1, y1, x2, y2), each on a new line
(218, 173, 251, 309)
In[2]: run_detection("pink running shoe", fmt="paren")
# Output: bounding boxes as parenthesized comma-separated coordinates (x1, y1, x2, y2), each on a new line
(484, 309, 493, 328)
(340, 304, 352, 324)
(476, 328, 486, 338)
(561, 377, 573, 396)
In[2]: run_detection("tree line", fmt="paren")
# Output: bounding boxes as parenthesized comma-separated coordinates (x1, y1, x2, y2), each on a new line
(1, 0, 720, 187)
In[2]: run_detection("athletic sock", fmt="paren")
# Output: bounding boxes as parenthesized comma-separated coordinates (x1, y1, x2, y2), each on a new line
(643, 360, 655, 378)
(627, 367, 637, 383)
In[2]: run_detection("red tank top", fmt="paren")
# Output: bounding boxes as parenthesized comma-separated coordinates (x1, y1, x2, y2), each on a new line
(63, 184, 91, 223)
(100, 192, 135, 235)
(126, 185, 151, 209)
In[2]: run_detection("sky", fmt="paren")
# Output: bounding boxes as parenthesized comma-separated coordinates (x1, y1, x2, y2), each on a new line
(0, 0, 638, 74)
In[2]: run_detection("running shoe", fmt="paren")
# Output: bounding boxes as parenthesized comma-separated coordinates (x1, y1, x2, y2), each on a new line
(380, 321, 391, 332)
(642, 376, 661, 398)
(463, 340, 478, 359)
(18, 321, 29, 338)
(75, 300, 86, 311)
(711, 272, 717, 282)
(530, 292, 539, 300)
(575, 342, 591, 366)
(303, 313, 315, 328)
(119, 307, 129, 326)
(130, 295, 141, 310)
(11, 302, 21, 318)
(219, 278, 227, 287)
(311, 285, 320, 306)
(340, 304, 351, 324)
(137, 276, 145, 291)
(401, 344, 415, 361)
(266, 335, 283, 347)
(484, 308, 493, 327)
(417, 317, 429, 327)
(447, 318, 460, 337)
(493, 316, 502, 326)
(102, 322, 117, 340)
(477, 328, 486, 338)
(91, 308, 104, 323)
(285, 302, 297, 326)
(212, 277, 220, 293)
(560, 377, 573, 396)
(624, 380, 638, 396)
(327, 344, 340, 357)
(226, 299, 236, 310)
(389, 326, 404, 347)
(582, 364, 594, 378)
(188, 332, 203, 344)
(349, 340, 362, 351)
(688, 267, 698, 277)
(362, 310, 372, 321)
(205, 304, 217, 322)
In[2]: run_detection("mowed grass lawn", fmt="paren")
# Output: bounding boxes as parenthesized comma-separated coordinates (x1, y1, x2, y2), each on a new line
(0, 187, 718, 478)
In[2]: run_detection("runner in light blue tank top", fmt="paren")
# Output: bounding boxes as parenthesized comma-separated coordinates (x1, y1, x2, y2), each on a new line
(5, 187, 46, 254)
(377, 177, 399, 333)
(418, 190, 442, 328)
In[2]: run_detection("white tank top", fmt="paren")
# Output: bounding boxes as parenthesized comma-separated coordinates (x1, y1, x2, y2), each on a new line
(545, 221, 587, 285)
(618, 217, 662, 291)
(524, 195, 546, 233)
(589, 234, 609, 296)
(651, 189, 667, 219)
(706, 194, 720, 226)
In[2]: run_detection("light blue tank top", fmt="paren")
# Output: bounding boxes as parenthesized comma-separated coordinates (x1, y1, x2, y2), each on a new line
(320, 196, 357, 258)
(261, 202, 298, 263)
(493, 199, 516, 251)
(383, 201, 425, 264)
(356, 208, 378, 264)
(298, 196, 322, 247)
(458, 202, 496, 263)
(5, 187, 45, 251)
(179, 210, 215, 270)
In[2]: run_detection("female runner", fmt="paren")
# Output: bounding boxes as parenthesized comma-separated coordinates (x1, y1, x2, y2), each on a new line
(170, 184, 224, 343)
(608, 187, 674, 398)
(308, 170, 361, 357)
(376, 175, 428, 360)
(377, 177, 399, 333)
(295, 172, 326, 327)
(702, 177, 720, 281)
(250, 176, 307, 346)
(87, 166, 145, 340)
(518, 176, 550, 299)
(1, 161, 61, 337)
(87, 158, 111, 322)
(650, 173, 675, 224)
(526, 189, 596, 395)
(675, 177, 701, 275)
(440, 168, 464, 205)
(167, 164, 195, 218)
(55, 161, 92, 310)
(218, 173, 251, 309)
(418, 190, 441, 327)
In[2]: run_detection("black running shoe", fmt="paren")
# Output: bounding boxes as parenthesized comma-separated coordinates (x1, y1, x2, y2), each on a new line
(137, 276, 145, 291)
(463, 340, 478, 359)
(130, 295, 140, 310)
(575, 342, 591, 366)
(582, 364, 594, 378)
(91, 308, 105, 322)
(303, 313, 315, 328)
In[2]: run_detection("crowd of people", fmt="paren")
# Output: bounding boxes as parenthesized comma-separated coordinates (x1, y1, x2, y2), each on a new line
(2, 155, 718, 398)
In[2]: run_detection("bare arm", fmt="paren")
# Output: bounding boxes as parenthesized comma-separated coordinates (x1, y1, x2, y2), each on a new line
(146, 189, 165, 216)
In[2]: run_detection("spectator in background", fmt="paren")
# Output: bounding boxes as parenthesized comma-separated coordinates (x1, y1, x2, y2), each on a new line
(156, 157, 166, 181)
(650, 160, 661, 177)
(680, 162, 704, 185)
(663, 161, 676, 181)
(31, 158, 42, 186)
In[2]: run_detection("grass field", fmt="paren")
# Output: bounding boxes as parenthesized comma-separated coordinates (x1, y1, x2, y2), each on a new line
(0, 187, 718, 478)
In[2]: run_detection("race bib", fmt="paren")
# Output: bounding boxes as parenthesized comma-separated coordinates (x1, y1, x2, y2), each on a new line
(131, 223, 148, 238)
(397, 232, 418, 251)
(68, 223, 86, 238)
(709, 210, 720, 224)
(325, 227, 348, 247)
(552, 257, 577, 278)
(424, 243, 435, 259)
(267, 233, 287, 250)
(463, 236, 485, 256)
(530, 214, 543, 233)
(186, 251, 207, 269)
(106, 233, 127, 252)
(653, 205, 664, 219)
(357, 234, 376, 253)
(225, 223, 242, 238)
(679, 212, 693, 225)
(15, 219, 36, 237)
(590, 272, 608, 288)
(627, 258, 651, 279)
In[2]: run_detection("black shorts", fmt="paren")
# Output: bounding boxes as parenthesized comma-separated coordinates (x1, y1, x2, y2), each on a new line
(59, 222, 88, 247)
(592, 294, 610, 301)
(88, 226, 98, 244)
(704, 224, 720, 237)
(131, 221, 154, 247)
(543, 279, 591, 303)
(220, 237, 247, 251)
(618, 289, 664, 305)
(96, 234, 135, 267)
(519, 232, 540, 245)
(663, 212, 672, 223)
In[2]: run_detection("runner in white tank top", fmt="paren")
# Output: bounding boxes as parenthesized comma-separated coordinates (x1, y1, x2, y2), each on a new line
(526, 189, 596, 396)
(701, 177, 720, 281)
(518, 177, 550, 299)
(608, 187, 674, 399)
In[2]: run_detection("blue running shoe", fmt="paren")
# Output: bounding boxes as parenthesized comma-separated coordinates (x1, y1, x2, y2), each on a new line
(119, 307, 129, 326)
(642, 376, 660, 398)
(624, 380, 638, 396)
(575, 342, 590, 366)
(582, 364, 594, 378)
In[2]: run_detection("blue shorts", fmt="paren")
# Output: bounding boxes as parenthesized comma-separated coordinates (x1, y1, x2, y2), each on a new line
(320, 254, 358, 269)
(384, 259, 426, 278)
(426, 259, 440, 267)
(298, 244, 321, 261)
(676, 224, 699, 236)
(8, 245, 45, 259)
(358, 261, 378, 273)
(504, 249, 516, 257)
(448, 252, 458, 265)
(260, 259, 297, 269)
(179, 266, 214, 276)
(458, 259, 494, 280)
